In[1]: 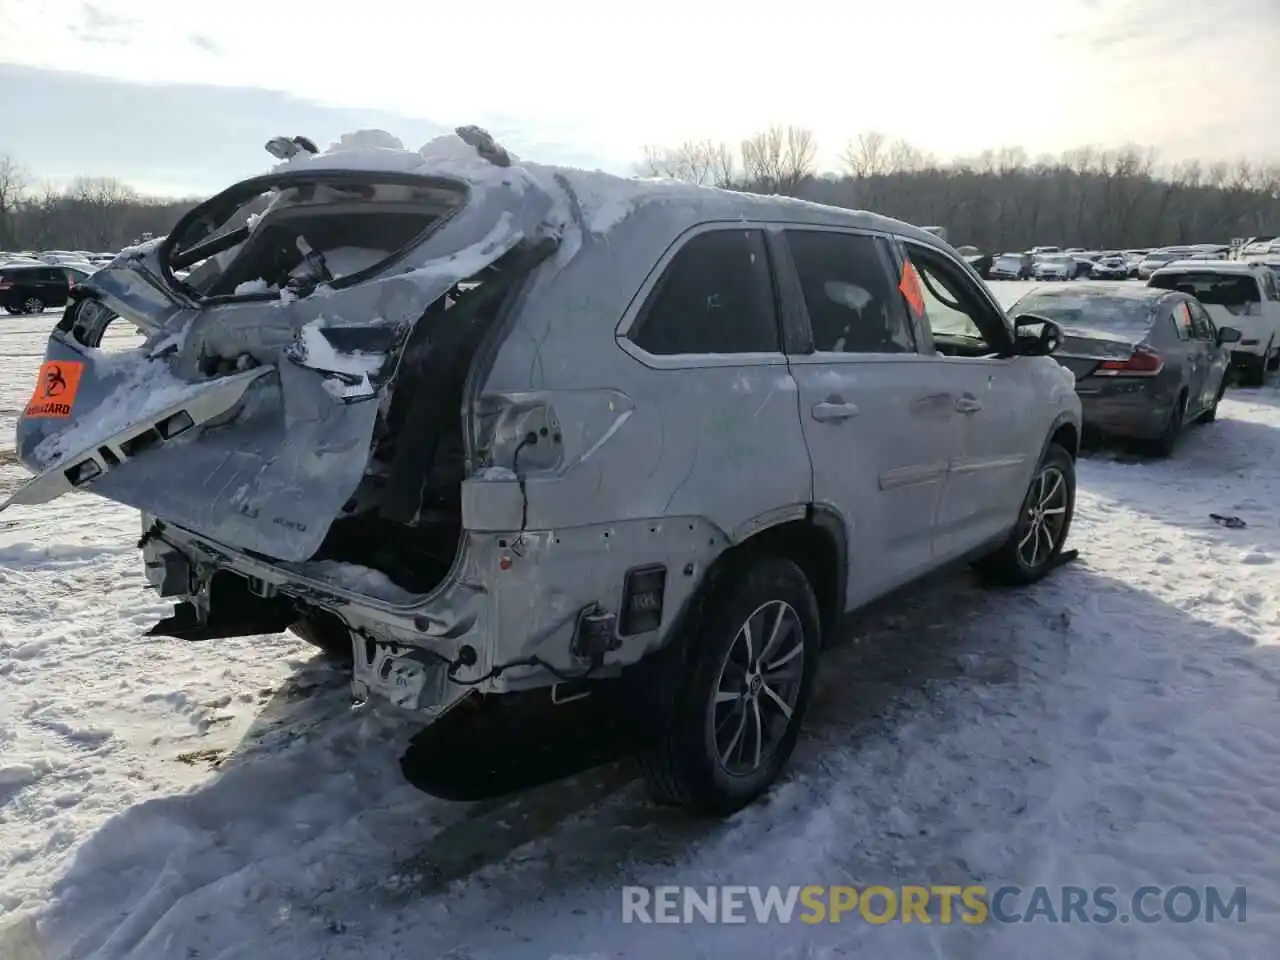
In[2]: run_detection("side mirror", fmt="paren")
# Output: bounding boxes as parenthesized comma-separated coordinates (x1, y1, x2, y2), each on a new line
(1011, 313, 1064, 356)
(1217, 326, 1242, 344)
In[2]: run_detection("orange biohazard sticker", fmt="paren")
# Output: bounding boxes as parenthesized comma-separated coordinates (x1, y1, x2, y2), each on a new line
(25, 360, 85, 418)
(899, 261, 926, 318)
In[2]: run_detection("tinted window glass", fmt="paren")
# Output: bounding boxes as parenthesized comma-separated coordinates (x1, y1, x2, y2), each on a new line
(903, 245, 1006, 349)
(1149, 271, 1261, 311)
(784, 231, 913, 353)
(630, 229, 779, 355)
(1013, 291, 1157, 336)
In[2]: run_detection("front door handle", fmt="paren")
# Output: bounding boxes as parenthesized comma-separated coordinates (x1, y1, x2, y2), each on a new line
(955, 395, 983, 413)
(812, 400, 860, 422)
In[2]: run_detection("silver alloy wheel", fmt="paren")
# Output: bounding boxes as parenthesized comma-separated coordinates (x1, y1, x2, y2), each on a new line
(22, 297, 42, 314)
(710, 599, 805, 776)
(1017, 465, 1069, 568)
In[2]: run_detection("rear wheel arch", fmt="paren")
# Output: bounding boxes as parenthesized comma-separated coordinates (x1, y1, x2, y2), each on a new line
(657, 509, 846, 664)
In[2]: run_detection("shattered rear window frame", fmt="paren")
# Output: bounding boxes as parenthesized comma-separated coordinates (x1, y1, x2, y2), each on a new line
(157, 169, 472, 306)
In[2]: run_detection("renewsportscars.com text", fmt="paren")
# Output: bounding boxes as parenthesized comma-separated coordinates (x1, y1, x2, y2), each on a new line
(621, 884, 1247, 925)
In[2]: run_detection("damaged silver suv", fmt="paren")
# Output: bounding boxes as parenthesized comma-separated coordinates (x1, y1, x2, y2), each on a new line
(4, 129, 1081, 816)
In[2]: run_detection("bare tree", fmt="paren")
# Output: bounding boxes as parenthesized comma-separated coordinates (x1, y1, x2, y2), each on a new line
(0, 155, 27, 249)
(637, 139, 737, 187)
(638, 132, 1280, 251)
(740, 125, 817, 195)
(838, 131, 888, 178)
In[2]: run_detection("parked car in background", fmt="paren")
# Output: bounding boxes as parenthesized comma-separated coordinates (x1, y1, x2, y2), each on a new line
(1147, 260, 1280, 385)
(1011, 282, 1238, 455)
(1030, 245, 1061, 255)
(1090, 255, 1130, 280)
(960, 250, 993, 278)
(989, 252, 1033, 280)
(1137, 248, 1192, 279)
(1238, 238, 1280, 262)
(1033, 254, 1076, 281)
(2, 129, 1083, 816)
(1068, 252, 1099, 278)
(0, 262, 84, 315)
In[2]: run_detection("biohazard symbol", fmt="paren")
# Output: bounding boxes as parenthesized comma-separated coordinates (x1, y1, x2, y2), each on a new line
(45, 366, 68, 396)
(25, 360, 84, 418)
(899, 260, 927, 318)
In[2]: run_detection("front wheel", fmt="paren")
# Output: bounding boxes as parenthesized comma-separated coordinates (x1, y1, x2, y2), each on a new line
(973, 443, 1076, 587)
(638, 554, 821, 817)
(1202, 378, 1228, 422)
(21, 297, 44, 315)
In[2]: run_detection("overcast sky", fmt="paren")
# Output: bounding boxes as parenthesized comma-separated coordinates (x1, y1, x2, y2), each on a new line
(1, 0, 1278, 197)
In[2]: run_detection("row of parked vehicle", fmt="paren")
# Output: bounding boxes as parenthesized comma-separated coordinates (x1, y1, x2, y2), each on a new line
(0, 129, 1273, 818)
(977, 244, 1235, 283)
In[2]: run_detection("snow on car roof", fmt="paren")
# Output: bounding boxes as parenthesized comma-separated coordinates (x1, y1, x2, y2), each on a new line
(1154, 260, 1268, 275)
(269, 128, 946, 244)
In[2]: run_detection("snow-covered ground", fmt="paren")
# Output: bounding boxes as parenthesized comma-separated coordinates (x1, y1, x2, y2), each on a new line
(3, 283, 1280, 959)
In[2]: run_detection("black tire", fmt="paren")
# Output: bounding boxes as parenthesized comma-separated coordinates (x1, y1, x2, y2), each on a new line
(291, 611, 354, 665)
(973, 443, 1076, 587)
(4, 307, 21, 316)
(21, 297, 44, 315)
(1150, 392, 1187, 458)
(1202, 378, 1227, 423)
(1241, 357, 1266, 387)
(638, 554, 821, 817)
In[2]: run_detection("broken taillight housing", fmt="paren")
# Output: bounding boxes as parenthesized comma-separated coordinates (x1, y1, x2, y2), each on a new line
(1095, 345, 1163, 376)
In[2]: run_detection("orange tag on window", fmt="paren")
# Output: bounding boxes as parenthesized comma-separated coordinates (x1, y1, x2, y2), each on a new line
(899, 261, 926, 317)
(25, 361, 85, 418)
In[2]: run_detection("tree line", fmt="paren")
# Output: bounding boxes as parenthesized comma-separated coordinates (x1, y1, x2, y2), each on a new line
(638, 127, 1280, 251)
(0, 155, 197, 252)
(2, 126, 1278, 254)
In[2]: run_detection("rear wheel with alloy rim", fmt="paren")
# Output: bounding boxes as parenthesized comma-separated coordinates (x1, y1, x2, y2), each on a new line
(21, 297, 44, 315)
(639, 554, 821, 817)
(1151, 392, 1187, 458)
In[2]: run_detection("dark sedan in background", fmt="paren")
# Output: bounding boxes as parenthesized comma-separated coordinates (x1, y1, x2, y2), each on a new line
(1010, 283, 1240, 456)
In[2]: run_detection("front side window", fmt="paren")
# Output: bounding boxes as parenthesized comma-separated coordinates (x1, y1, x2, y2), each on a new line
(901, 243, 1010, 355)
(1174, 301, 1196, 339)
(784, 230, 913, 354)
(629, 229, 779, 355)
(1187, 301, 1215, 340)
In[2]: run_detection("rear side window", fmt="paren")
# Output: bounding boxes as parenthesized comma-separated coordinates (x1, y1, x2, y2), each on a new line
(784, 230, 913, 354)
(629, 229, 779, 355)
(37, 268, 64, 283)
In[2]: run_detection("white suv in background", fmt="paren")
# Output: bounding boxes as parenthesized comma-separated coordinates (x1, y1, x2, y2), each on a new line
(1148, 260, 1280, 385)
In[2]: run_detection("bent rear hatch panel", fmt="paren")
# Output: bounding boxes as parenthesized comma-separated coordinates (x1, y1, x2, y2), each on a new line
(6, 158, 559, 562)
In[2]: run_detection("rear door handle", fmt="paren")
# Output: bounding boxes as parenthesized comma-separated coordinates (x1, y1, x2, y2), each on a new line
(812, 400, 860, 422)
(955, 395, 983, 413)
